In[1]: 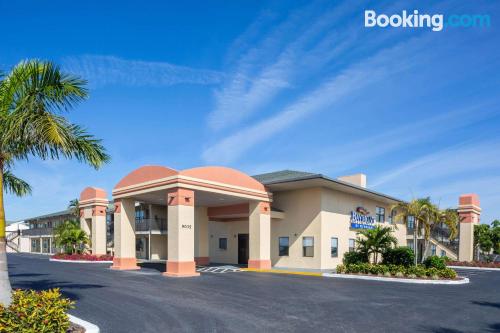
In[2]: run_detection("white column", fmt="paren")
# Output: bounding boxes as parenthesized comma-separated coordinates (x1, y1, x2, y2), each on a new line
(111, 198, 139, 270)
(194, 206, 210, 265)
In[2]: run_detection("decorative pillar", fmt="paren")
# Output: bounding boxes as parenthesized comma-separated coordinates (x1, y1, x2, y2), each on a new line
(194, 206, 210, 266)
(111, 198, 140, 270)
(457, 194, 481, 262)
(248, 201, 271, 269)
(79, 187, 109, 256)
(164, 188, 199, 277)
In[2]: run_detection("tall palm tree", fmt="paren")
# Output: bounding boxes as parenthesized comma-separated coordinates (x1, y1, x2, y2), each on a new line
(0, 60, 109, 305)
(54, 220, 89, 254)
(356, 226, 398, 263)
(68, 198, 80, 219)
(392, 198, 432, 265)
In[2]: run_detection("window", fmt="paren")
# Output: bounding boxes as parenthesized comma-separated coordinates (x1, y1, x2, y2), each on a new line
(431, 244, 436, 256)
(279, 237, 289, 256)
(407, 215, 415, 230)
(407, 240, 414, 251)
(440, 250, 446, 257)
(349, 239, 356, 252)
(218, 238, 227, 250)
(331, 238, 338, 257)
(376, 207, 385, 222)
(302, 237, 314, 257)
(388, 210, 396, 224)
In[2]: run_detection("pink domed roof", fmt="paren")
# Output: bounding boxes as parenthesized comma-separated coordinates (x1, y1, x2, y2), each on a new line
(80, 187, 107, 201)
(179, 166, 265, 192)
(114, 165, 178, 189)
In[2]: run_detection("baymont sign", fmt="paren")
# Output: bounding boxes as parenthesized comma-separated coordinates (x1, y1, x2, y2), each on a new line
(350, 210, 375, 230)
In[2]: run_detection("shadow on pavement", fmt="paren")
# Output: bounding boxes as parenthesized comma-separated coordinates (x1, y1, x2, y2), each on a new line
(471, 301, 500, 309)
(11, 279, 106, 301)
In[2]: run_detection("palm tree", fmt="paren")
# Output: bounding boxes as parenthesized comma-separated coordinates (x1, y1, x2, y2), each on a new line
(54, 220, 89, 254)
(68, 199, 80, 219)
(392, 198, 432, 265)
(356, 226, 398, 264)
(0, 60, 109, 305)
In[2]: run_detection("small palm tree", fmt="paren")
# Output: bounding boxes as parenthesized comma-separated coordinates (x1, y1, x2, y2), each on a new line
(68, 199, 80, 218)
(356, 226, 398, 264)
(392, 198, 432, 265)
(54, 221, 89, 254)
(0, 60, 110, 305)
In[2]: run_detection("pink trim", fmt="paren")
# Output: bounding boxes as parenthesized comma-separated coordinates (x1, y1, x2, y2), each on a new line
(194, 257, 210, 265)
(114, 165, 178, 190)
(114, 200, 121, 213)
(248, 259, 271, 269)
(80, 187, 107, 201)
(110, 257, 140, 270)
(167, 188, 194, 206)
(180, 166, 265, 192)
(163, 261, 200, 277)
(259, 202, 271, 215)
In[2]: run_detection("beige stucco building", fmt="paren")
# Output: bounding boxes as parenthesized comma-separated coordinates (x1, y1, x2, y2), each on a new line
(74, 165, 481, 276)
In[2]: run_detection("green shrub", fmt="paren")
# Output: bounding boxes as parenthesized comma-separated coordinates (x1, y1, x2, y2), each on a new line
(406, 265, 427, 278)
(336, 264, 345, 274)
(0, 289, 74, 333)
(438, 267, 457, 279)
(388, 264, 406, 276)
(343, 251, 369, 265)
(423, 255, 446, 269)
(441, 256, 451, 263)
(426, 267, 440, 278)
(382, 247, 415, 267)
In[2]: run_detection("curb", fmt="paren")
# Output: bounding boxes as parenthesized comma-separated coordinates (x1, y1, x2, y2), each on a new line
(448, 265, 500, 271)
(242, 268, 322, 277)
(49, 258, 113, 264)
(68, 314, 100, 333)
(322, 273, 470, 284)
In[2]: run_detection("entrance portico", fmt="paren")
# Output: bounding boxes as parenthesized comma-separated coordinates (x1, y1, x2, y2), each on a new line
(111, 165, 272, 277)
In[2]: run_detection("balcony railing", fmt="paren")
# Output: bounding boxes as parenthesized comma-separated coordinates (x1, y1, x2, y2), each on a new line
(135, 218, 167, 233)
(21, 228, 54, 236)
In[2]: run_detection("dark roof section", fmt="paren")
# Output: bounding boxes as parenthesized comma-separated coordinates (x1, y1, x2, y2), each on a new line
(252, 170, 318, 184)
(24, 209, 74, 222)
(252, 170, 402, 203)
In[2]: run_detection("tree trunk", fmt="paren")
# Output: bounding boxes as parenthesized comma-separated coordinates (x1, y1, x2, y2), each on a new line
(414, 220, 418, 266)
(0, 165, 13, 306)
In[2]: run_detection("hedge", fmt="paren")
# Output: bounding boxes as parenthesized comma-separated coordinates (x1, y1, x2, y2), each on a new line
(382, 247, 415, 267)
(0, 289, 73, 333)
(336, 263, 457, 280)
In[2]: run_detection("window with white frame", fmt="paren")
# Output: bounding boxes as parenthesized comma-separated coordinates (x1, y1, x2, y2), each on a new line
(349, 238, 356, 252)
(279, 237, 289, 256)
(331, 238, 338, 257)
(431, 244, 436, 256)
(219, 238, 227, 250)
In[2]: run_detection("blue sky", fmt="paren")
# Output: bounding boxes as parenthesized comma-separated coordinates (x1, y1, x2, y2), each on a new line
(1, 0, 499, 223)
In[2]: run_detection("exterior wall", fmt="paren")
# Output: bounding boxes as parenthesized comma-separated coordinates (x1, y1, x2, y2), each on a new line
(270, 188, 323, 269)
(208, 220, 248, 264)
(319, 188, 406, 269)
(150, 234, 168, 260)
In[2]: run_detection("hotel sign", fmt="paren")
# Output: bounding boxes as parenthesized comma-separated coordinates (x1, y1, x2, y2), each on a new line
(350, 207, 375, 230)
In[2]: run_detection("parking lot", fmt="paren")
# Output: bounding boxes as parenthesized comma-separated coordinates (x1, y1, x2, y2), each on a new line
(7, 253, 500, 333)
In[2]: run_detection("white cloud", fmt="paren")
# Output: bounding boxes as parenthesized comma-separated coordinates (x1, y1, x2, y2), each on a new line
(203, 36, 430, 164)
(62, 55, 224, 87)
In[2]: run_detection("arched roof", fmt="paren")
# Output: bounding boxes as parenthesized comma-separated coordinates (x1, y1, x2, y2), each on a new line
(179, 166, 266, 192)
(114, 165, 178, 190)
(80, 187, 107, 201)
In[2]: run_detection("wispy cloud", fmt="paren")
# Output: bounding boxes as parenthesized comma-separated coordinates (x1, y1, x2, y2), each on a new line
(203, 36, 431, 164)
(62, 55, 224, 88)
(370, 139, 500, 222)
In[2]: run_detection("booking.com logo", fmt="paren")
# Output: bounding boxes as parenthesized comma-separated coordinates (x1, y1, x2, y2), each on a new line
(365, 10, 491, 32)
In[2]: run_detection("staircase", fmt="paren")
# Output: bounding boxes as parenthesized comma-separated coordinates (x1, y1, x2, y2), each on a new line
(6, 231, 20, 252)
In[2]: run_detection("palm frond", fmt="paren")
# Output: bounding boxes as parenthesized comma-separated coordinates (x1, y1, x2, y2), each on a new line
(2, 169, 32, 196)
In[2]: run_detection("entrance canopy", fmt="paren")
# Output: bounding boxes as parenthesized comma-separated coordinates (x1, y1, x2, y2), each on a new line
(112, 165, 271, 208)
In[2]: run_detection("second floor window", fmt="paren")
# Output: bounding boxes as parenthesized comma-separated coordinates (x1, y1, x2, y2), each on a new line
(407, 216, 415, 230)
(376, 207, 385, 222)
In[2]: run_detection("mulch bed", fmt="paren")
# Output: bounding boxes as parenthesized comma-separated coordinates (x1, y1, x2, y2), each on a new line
(447, 261, 500, 268)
